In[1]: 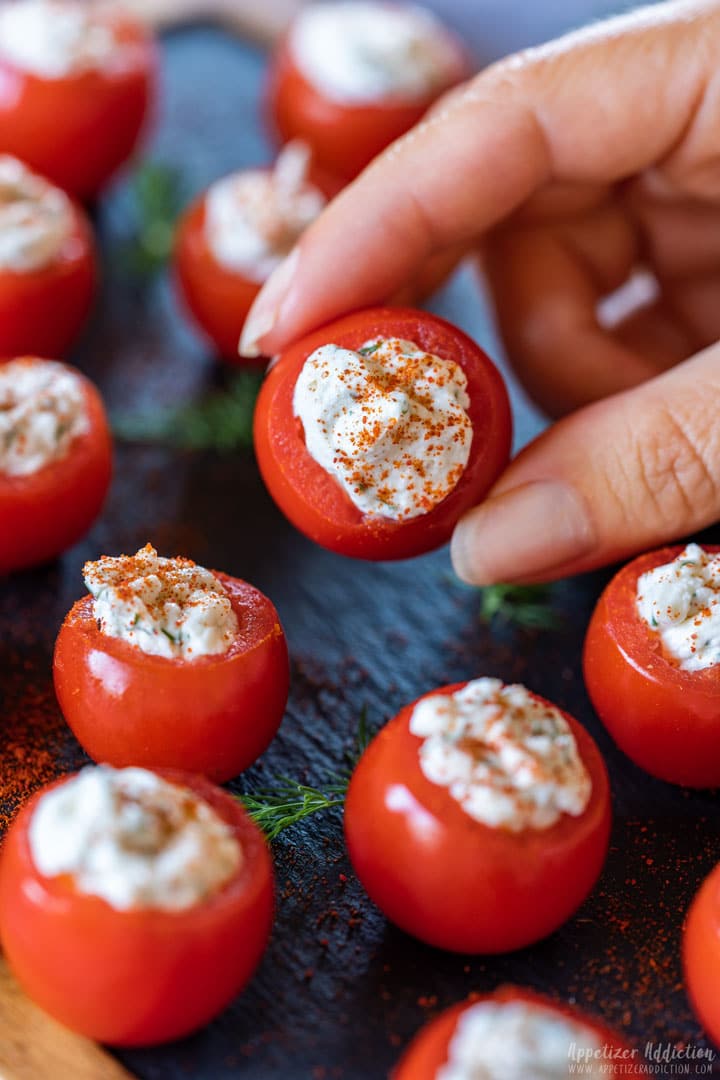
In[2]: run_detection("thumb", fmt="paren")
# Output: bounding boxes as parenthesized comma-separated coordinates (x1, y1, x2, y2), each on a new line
(451, 342, 720, 584)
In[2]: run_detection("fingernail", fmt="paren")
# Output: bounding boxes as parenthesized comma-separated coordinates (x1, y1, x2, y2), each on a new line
(239, 248, 299, 358)
(451, 480, 595, 584)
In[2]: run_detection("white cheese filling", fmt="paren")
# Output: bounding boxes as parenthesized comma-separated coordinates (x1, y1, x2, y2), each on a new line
(0, 358, 89, 478)
(0, 156, 75, 273)
(83, 544, 239, 661)
(0, 0, 120, 79)
(293, 336, 472, 521)
(409, 679, 592, 831)
(437, 1000, 604, 1080)
(28, 766, 242, 911)
(205, 141, 325, 282)
(289, 1, 462, 104)
(636, 542, 720, 671)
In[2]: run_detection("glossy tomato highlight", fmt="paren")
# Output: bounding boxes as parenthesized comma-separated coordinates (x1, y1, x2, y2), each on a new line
(583, 546, 720, 787)
(344, 683, 611, 953)
(0, 770, 274, 1045)
(394, 987, 639, 1078)
(0, 9, 156, 198)
(0, 363, 111, 575)
(684, 861, 720, 1048)
(254, 308, 512, 561)
(53, 574, 289, 782)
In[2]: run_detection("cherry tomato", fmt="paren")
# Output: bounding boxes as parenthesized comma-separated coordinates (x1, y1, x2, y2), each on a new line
(253, 307, 512, 561)
(394, 986, 639, 1078)
(0, 199, 96, 358)
(266, 31, 467, 183)
(344, 682, 611, 953)
(53, 574, 289, 783)
(583, 546, 720, 787)
(0, 11, 157, 199)
(0, 362, 112, 575)
(0, 769, 274, 1045)
(684, 861, 720, 1048)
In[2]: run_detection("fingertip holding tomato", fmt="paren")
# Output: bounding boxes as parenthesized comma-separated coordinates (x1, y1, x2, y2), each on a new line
(344, 683, 611, 954)
(583, 546, 720, 787)
(683, 861, 720, 1049)
(254, 308, 512, 561)
(0, 364, 112, 576)
(393, 987, 639, 1078)
(0, 199, 96, 359)
(53, 574, 290, 783)
(0, 770, 274, 1045)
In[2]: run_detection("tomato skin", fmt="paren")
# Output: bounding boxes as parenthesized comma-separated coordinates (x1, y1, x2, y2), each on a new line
(0, 15, 157, 199)
(0, 202, 96, 358)
(684, 862, 720, 1048)
(174, 196, 264, 364)
(394, 987, 638, 1078)
(344, 684, 611, 953)
(53, 575, 289, 783)
(0, 770, 274, 1046)
(253, 307, 512, 561)
(0, 366, 112, 575)
(266, 36, 468, 183)
(583, 546, 720, 787)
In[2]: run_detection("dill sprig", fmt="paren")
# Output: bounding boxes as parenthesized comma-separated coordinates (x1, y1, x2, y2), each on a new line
(121, 160, 186, 277)
(240, 708, 375, 841)
(112, 371, 263, 453)
(479, 583, 560, 630)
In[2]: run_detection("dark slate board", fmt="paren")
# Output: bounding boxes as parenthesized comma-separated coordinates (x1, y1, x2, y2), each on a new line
(2, 25, 720, 1080)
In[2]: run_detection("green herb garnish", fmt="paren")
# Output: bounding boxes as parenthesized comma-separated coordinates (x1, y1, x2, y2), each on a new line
(161, 628, 177, 644)
(121, 161, 186, 277)
(112, 371, 263, 453)
(358, 341, 381, 356)
(479, 583, 560, 630)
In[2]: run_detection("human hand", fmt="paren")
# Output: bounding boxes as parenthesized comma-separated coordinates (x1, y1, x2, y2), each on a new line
(241, 0, 720, 584)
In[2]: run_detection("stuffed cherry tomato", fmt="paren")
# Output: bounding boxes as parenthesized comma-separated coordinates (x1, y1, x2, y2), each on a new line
(583, 543, 720, 787)
(267, 1, 468, 183)
(0, 155, 96, 357)
(0, 765, 273, 1045)
(0, 357, 111, 575)
(174, 142, 327, 363)
(53, 545, 289, 782)
(254, 308, 511, 561)
(345, 679, 611, 953)
(0, 0, 156, 199)
(394, 986, 639, 1079)
(684, 861, 720, 1048)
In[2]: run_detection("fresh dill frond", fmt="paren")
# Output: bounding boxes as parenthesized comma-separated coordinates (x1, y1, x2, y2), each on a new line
(479, 583, 560, 630)
(112, 371, 263, 453)
(121, 160, 186, 277)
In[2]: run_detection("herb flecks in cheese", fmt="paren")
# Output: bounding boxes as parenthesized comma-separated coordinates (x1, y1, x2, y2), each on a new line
(409, 679, 591, 831)
(636, 542, 720, 671)
(293, 336, 472, 521)
(29, 766, 242, 911)
(0, 156, 74, 273)
(205, 141, 325, 282)
(0, 0, 119, 79)
(84, 544, 239, 660)
(290, 1, 461, 104)
(0, 358, 89, 477)
(437, 1000, 604, 1080)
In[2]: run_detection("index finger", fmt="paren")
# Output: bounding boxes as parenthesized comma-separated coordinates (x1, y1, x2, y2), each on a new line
(241, 0, 718, 357)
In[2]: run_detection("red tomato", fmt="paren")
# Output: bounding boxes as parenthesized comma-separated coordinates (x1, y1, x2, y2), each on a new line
(0, 12, 156, 199)
(0, 769, 274, 1045)
(253, 307, 512, 561)
(583, 546, 720, 787)
(173, 195, 270, 364)
(344, 683, 611, 953)
(684, 861, 720, 1048)
(53, 574, 289, 783)
(0, 362, 112, 575)
(0, 200, 96, 358)
(267, 32, 468, 183)
(394, 986, 639, 1078)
